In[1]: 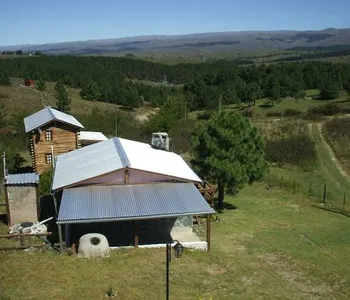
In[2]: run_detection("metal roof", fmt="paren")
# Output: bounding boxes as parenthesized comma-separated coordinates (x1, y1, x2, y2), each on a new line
(5, 173, 39, 185)
(80, 131, 108, 142)
(24, 107, 84, 133)
(57, 183, 215, 224)
(52, 138, 129, 190)
(52, 137, 202, 190)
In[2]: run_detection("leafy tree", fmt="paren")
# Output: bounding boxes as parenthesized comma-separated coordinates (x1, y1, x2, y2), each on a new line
(39, 168, 53, 196)
(13, 153, 26, 172)
(15, 50, 23, 55)
(190, 111, 268, 207)
(0, 71, 10, 86)
(55, 81, 71, 112)
(319, 82, 340, 100)
(36, 78, 46, 91)
(80, 80, 101, 100)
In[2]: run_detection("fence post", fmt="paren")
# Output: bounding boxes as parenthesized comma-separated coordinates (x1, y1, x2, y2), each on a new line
(280, 175, 283, 189)
(323, 184, 327, 203)
(309, 183, 312, 199)
(293, 180, 296, 194)
(19, 229, 25, 247)
(343, 191, 346, 210)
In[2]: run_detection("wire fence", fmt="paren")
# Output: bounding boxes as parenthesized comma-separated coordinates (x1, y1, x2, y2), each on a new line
(263, 173, 349, 212)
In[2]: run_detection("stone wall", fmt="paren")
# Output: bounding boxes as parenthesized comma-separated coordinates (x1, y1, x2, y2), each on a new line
(6, 185, 38, 226)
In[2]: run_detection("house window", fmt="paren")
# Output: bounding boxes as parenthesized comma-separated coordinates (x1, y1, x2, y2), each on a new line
(45, 130, 52, 141)
(45, 153, 52, 164)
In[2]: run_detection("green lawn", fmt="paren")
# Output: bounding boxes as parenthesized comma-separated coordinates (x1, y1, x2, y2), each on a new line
(1, 181, 350, 300)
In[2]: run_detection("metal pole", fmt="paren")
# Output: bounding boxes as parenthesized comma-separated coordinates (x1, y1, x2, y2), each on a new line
(166, 242, 171, 300)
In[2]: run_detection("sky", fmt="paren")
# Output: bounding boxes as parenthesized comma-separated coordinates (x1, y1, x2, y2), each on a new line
(0, 0, 349, 46)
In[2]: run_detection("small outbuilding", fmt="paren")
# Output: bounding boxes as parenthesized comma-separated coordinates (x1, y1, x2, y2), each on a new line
(3, 173, 40, 226)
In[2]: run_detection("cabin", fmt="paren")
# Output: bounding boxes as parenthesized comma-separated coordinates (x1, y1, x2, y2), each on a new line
(52, 137, 215, 252)
(24, 107, 84, 174)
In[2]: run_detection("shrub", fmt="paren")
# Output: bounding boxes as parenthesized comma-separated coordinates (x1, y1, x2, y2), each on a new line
(39, 168, 53, 197)
(197, 110, 214, 120)
(283, 108, 302, 117)
(265, 134, 316, 168)
(308, 103, 342, 116)
(265, 110, 283, 117)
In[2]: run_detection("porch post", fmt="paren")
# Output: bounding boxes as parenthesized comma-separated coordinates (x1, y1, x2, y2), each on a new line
(65, 224, 70, 248)
(58, 223, 64, 253)
(206, 214, 211, 252)
(134, 221, 139, 248)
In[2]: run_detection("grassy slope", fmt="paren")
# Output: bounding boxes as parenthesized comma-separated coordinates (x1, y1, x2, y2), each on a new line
(0, 183, 350, 300)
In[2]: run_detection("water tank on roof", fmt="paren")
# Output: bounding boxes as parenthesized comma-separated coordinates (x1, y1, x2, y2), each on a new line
(151, 132, 171, 151)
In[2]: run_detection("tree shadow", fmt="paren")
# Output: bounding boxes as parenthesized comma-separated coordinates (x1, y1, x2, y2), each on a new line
(334, 99, 350, 104)
(39, 195, 58, 243)
(311, 204, 350, 218)
(15, 166, 34, 173)
(215, 201, 238, 213)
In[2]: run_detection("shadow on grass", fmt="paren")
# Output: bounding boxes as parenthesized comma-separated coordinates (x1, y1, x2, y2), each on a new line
(334, 99, 350, 104)
(215, 201, 238, 213)
(311, 204, 350, 218)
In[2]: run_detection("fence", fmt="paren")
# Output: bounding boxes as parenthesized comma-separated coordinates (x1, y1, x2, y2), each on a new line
(0, 232, 52, 251)
(264, 173, 349, 212)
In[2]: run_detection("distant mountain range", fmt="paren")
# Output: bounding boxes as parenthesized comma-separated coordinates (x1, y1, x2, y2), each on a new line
(2, 28, 350, 56)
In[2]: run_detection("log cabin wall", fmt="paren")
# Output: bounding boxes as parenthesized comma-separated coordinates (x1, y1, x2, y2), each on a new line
(31, 121, 80, 174)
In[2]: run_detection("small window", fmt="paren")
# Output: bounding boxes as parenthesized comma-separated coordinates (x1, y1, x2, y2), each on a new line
(45, 130, 52, 141)
(45, 153, 52, 164)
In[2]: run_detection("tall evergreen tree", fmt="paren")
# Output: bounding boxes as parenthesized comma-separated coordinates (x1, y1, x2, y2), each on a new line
(0, 70, 10, 86)
(36, 78, 46, 91)
(55, 81, 71, 112)
(80, 80, 101, 100)
(190, 111, 268, 208)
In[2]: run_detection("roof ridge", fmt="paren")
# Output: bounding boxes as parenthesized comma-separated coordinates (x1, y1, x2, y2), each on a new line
(113, 137, 131, 168)
(46, 106, 57, 120)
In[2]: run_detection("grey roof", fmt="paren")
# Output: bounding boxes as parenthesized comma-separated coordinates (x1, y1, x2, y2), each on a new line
(52, 138, 129, 190)
(52, 137, 202, 190)
(57, 183, 215, 224)
(24, 107, 84, 133)
(5, 173, 39, 185)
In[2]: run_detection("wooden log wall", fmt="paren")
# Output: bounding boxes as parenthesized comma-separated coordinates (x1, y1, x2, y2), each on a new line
(30, 121, 80, 174)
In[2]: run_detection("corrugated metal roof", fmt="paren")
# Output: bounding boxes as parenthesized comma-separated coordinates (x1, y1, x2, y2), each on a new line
(24, 107, 84, 133)
(5, 173, 39, 185)
(57, 183, 215, 224)
(80, 131, 108, 141)
(52, 138, 128, 190)
(52, 137, 202, 191)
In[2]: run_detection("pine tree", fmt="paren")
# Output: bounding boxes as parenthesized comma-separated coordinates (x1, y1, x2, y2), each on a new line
(190, 111, 268, 208)
(80, 80, 101, 100)
(36, 78, 46, 91)
(55, 81, 71, 112)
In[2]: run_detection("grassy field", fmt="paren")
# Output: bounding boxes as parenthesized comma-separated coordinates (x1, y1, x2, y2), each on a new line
(1, 181, 350, 300)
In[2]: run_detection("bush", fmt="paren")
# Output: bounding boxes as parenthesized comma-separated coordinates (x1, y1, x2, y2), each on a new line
(308, 103, 342, 116)
(39, 168, 53, 197)
(265, 110, 283, 117)
(265, 134, 316, 168)
(283, 108, 302, 117)
(197, 110, 214, 120)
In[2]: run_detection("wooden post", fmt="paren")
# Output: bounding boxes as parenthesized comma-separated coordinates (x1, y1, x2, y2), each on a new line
(134, 221, 139, 248)
(206, 214, 211, 252)
(52, 193, 58, 215)
(65, 224, 70, 248)
(58, 224, 64, 253)
(124, 169, 130, 184)
(4, 185, 11, 226)
(19, 229, 25, 247)
(323, 184, 327, 203)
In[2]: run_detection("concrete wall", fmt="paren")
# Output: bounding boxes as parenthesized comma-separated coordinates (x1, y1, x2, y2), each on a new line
(6, 185, 38, 226)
